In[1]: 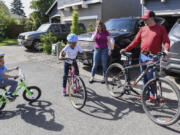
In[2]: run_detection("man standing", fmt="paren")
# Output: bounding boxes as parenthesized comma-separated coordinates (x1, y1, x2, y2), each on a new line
(120, 10, 170, 100)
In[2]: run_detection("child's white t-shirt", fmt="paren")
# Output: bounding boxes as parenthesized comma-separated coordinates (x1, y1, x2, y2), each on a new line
(63, 45, 83, 63)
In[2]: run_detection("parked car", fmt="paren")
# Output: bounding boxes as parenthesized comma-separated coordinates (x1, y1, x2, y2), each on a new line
(161, 19, 180, 78)
(78, 17, 165, 66)
(18, 23, 86, 50)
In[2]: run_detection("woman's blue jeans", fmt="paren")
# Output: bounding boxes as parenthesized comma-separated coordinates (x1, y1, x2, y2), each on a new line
(91, 48, 108, 77)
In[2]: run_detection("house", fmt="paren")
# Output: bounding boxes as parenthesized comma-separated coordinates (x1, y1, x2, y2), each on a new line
(46, 0, 141, 27)
(45, 1, 61, 23)
(140, 0, 180, 31)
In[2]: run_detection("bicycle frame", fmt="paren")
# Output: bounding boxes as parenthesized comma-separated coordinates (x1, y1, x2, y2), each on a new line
(68, 65, 79, 89)
(0, 80, 32, 103)
(65, 60, 81, 96)
(123, 60, 156, 88)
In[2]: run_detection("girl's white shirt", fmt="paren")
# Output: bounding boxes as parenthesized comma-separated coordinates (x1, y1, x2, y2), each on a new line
(63, 44, 83, 64)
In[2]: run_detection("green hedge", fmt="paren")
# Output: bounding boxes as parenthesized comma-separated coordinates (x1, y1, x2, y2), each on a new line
(40, 32, 57, 54)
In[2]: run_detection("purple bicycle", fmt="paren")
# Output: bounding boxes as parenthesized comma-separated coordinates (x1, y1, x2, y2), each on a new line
(61, 58, 87, 110)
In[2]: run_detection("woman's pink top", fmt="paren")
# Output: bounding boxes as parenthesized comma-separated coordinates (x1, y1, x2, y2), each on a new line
(92, 31, 110, 49)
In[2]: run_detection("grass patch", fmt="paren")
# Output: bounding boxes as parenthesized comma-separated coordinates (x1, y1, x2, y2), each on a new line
(0, 39, 18, 46)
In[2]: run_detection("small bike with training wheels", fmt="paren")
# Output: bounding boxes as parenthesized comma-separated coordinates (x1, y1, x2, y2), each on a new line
(105, 51, 180, 126)
(0, 67, 41, 111)
(60, 58, 87, 110)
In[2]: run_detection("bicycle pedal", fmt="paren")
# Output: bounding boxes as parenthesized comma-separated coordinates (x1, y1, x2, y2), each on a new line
(8, 97, 16, 102)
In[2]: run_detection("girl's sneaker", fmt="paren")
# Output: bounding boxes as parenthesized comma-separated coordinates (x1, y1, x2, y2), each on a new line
(72, 88, 76, 94)
(62, 88, 66, 96)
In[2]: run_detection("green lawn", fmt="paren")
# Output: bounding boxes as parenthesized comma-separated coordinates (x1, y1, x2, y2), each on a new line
(0, 39, 18, 46)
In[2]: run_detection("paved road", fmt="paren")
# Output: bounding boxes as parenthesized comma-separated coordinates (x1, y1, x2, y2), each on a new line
(0, 45, 180, 135)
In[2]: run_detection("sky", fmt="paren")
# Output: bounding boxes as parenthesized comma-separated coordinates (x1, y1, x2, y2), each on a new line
(4, 0, 33, 17)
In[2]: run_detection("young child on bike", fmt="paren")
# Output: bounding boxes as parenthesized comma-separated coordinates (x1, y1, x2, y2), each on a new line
(0, 53, 19, 99)
(59, 33, 84, 96)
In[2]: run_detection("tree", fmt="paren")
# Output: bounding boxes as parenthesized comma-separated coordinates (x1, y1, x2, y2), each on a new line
(0, 0, 10, 16)
(87, 23, 95, 32)
(29, 0, 54, 30)
(0, 0, 17, 38)
(0, 0, 9, 39)
(11, 0, 25, 16)
(70, 10, 83, 35)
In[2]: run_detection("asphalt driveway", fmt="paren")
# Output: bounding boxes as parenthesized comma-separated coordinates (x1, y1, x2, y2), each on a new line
(0, 45, 180, 135)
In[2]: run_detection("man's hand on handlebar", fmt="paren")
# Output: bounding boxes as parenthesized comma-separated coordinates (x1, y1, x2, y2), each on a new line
(120, 49, 126, 54)
(164, 50, 169, 55)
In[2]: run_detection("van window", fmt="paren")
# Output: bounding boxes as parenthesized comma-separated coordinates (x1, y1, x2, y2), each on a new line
(61, 25, 66, 32)
(50, 25, 61, 33)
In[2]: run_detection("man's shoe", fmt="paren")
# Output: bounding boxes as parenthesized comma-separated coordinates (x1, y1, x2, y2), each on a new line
(149, 96, 155, 102)
(138, 95, 149, 100)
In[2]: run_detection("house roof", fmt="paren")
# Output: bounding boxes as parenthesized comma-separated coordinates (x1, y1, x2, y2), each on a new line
(45, 0, 57, 15)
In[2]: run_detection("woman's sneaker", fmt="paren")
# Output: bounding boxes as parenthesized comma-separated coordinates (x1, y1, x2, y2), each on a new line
(89, 77, 94, 83)
(101, 77, 105, 84)
(62, 88, 66, 96)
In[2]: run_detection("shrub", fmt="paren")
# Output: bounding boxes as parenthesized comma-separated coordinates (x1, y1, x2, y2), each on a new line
(70, 10, 83, 35)
(60, 40, 66, 50)
(40, 32, 57, 54)
(87, 23, 95, 32)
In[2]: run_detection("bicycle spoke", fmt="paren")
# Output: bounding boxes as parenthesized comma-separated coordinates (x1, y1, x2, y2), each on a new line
(142, 78, 180, 126)
(106, 63, 126, 97)
(69, 76, 86, 110)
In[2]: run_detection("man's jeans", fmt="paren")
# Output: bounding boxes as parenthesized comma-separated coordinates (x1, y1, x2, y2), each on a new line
(140, 53, 158, 96)
(0, 78, 18, 93)
(91, 48, 108, 77)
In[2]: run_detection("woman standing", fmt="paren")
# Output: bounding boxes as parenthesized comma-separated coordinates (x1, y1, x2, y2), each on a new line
(89, 20, 112, 83)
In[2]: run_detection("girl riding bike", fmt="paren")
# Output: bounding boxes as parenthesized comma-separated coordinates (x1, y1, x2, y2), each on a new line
(59, 33, 85, 96)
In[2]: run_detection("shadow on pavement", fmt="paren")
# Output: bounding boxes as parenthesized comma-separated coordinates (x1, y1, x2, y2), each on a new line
(164, 122, 180, 134)
(82, 65, 104, 76)
(80, 87, 144, 120)
(175, 78, 180, 84)
(25, 49, 42, 53)
(0, 100, 63, 132)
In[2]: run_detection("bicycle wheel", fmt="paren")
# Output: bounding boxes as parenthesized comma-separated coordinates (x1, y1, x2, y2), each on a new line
(23, 86, 41, 102)
(142, 78, 180, 126)
(0, 95, 6, 111)
(105, 63, 127, 97)
(68, 76, 87, 110)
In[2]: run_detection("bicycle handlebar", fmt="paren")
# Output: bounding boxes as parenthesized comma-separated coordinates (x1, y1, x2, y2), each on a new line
(60, 58, 77, 61)
(122, 51, 166, 58)
(121, 51, 132, 57)
(18, 67, 25, 81)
